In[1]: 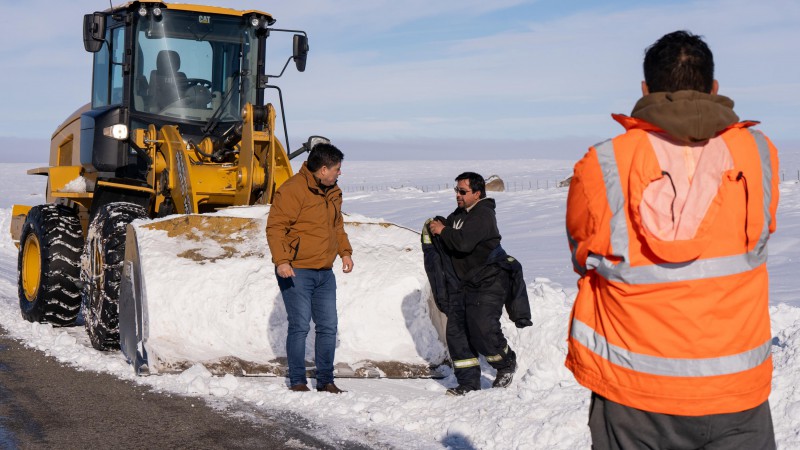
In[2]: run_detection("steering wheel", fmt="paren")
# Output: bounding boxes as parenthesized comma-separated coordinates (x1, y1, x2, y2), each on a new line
(185, 78, 213, 90)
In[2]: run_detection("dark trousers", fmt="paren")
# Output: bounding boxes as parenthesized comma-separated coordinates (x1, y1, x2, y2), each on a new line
(446, 271, 514, 390)
(589, 393, 776, 450)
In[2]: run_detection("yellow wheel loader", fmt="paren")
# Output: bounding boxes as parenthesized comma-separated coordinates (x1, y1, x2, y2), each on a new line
(11, 1, 310, 348)
(11, 1, 449, 378)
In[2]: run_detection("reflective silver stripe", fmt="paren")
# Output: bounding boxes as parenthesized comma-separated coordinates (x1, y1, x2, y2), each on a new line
(589, 133, 774, 285)
(594, 250, 767, 284)
(571, 318, 771, 377)
(453, 358, 479, 368)
(595, 140, 630, 262)
(750, 129, 773, 257)
(485, 345, 510, 362)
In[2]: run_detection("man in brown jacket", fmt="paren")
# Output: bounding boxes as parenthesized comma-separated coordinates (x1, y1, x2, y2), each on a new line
(266, 143, 353, 393)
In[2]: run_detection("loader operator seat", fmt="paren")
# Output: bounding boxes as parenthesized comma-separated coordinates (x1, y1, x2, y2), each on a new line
(148, 50, 187, 112)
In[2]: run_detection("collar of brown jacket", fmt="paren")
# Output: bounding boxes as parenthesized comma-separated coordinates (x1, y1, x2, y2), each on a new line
(630, 90, 739, 144)
(299, 162, 340, 197)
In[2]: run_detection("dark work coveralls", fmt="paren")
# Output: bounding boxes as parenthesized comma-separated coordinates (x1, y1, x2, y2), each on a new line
(426, 198, 523, 390)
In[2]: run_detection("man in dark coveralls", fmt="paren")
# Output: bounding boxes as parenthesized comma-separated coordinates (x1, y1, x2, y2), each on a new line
(428, 172, 531, 396)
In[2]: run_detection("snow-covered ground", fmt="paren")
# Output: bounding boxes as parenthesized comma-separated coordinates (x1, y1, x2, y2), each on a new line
(1, 159, 799, 449)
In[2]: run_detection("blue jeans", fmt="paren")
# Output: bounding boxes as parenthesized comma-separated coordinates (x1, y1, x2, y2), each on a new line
(276, 268, 338, 386)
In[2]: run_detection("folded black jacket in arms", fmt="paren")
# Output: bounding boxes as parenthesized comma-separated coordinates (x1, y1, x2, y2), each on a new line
(422, 223, 532, 327)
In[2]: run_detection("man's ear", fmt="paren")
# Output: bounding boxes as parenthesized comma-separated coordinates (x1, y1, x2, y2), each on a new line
(711, 79, 719, 95)
(641, 81, 650, 96)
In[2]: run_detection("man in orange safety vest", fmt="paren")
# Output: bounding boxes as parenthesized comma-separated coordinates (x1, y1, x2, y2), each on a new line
(565, 30, 779, 449)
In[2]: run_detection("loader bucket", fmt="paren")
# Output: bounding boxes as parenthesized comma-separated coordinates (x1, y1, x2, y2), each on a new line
(119, 207, 448, 378)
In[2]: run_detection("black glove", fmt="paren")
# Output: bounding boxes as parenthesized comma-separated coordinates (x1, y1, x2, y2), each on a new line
(515, 318, 533, 329)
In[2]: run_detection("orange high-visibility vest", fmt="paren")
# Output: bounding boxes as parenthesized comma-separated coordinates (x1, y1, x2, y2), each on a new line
(565, 116, 779, 416)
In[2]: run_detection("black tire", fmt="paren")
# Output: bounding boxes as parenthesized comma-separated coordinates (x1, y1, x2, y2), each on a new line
(17, 204, 84, 325)
(81, 202, 148, 351)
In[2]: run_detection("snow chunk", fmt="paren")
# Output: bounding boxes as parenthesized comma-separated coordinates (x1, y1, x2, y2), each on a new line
(61, 176, 87, 193)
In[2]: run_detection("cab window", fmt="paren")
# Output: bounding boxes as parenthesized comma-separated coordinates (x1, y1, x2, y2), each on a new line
(92, 25, 125, 108)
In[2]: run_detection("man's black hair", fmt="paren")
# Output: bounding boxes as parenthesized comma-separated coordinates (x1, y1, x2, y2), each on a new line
(306, 143, 344, 172)
(643, 30, 714, 94)
(455, 172, 486, 199)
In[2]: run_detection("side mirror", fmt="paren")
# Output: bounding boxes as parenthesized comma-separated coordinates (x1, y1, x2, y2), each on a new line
(293, 34, 309, 72)
(83, 12, 106, 53)
(288, 135, 330, 160)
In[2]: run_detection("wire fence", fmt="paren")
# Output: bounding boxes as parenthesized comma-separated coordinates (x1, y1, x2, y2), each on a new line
(781, 170, 800, 182)
(340, 169, 800, 194)
(340, 178, 571, 193)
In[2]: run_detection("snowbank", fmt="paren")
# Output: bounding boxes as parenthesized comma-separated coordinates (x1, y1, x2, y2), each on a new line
(128, 206, 448, 376)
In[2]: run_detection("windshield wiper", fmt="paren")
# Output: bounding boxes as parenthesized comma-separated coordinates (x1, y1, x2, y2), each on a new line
(201, 70, 244, 136)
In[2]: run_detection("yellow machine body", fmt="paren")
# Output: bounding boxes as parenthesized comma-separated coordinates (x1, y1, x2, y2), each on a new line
(10, 1, 450, 377)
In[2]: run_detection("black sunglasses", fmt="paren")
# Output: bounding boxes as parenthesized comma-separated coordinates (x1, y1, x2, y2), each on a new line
(454, 187, 472, 195)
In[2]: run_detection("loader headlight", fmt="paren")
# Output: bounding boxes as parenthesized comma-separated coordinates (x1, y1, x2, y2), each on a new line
(138, 6, 148, 16)
(249, 16, 260, 27)
(103, 124, 129, 141)
(152, 7, 162, 17)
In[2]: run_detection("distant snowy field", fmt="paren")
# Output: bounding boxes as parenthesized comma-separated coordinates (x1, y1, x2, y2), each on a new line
(1, 159, 799, 449)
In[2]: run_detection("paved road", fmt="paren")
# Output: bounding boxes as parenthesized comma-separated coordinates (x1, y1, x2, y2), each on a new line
(0, 326, 371, 449)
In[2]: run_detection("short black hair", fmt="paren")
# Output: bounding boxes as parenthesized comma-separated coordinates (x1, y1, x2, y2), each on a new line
(455, 172, 486, 199)
(643, 30, 714, 93)
(306, 143, 344, 172)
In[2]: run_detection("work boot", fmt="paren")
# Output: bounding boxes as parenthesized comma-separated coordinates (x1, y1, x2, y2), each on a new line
(317, 382, 346, 394)
(445, 385, 477, 396)
(290, 384, 310, 392)
(492, 353, 517, 388)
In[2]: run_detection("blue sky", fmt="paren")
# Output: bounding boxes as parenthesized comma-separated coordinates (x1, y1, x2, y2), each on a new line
(0, 0, 798, 161)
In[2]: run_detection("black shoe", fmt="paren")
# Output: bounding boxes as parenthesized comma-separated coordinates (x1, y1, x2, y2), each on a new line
(493, 355, 517, 388)
(445, 385, 477, 396)
(317, 383, 346, 394)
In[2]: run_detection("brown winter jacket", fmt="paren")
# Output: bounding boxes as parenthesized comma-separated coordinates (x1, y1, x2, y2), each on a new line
(266, 163, 352, 269)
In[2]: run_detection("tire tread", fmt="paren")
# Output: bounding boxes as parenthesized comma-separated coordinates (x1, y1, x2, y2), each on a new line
(81, 202, 148, 350)
(17, 204, 84, 325)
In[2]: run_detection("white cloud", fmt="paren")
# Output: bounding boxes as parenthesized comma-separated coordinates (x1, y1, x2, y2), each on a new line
(263, 0, 531, 32)
(1, 0, 798, 150)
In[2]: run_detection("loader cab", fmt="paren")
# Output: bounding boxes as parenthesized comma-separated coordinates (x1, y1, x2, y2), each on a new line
(81, 2, 306, 180)
(129, 8, 260, 123)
